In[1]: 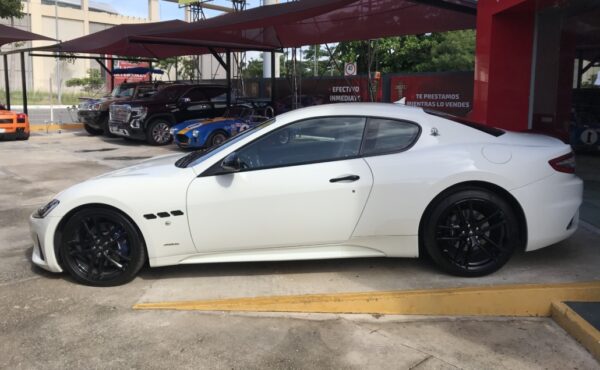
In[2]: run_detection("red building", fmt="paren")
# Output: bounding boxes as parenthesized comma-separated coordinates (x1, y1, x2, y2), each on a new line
(470, 0, 600, 141)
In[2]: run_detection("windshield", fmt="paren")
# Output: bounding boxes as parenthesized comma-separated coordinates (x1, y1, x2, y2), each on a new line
(176, 118, 277, 168)
(112, 85, 135, 98)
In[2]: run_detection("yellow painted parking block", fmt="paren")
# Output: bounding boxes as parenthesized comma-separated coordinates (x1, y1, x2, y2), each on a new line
(551, 301, 600, 362)
(134, 281, 600, 317)
(30, 123, 83, 133)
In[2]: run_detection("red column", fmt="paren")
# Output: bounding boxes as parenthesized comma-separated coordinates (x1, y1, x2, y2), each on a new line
(469, 0, 536, 131)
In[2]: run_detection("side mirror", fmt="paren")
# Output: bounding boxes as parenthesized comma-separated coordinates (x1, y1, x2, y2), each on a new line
(220, 152, 241, 173)
(179, 97, 191, 106)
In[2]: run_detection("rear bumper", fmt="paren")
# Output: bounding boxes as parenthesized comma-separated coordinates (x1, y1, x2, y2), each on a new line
(0, 125, 29, 138)
(511, 174, 583, 251)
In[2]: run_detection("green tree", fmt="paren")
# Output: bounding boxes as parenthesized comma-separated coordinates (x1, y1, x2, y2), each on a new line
(0, 0, 23, 19)
(241, 58, 264, 78)
(66, 69, 104, 93)
(335, 30, 475, 74)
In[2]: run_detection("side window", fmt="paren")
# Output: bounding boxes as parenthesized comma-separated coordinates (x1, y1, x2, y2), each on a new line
(362, 118, 420, 156)
(182, 88, 207, 102)
(237, 116, 366, 170)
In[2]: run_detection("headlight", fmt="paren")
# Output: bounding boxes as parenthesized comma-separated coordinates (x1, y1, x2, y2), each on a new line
(192, 130, 199, 138)
(91, 103, 101, 110)
(170, 128, 177, 135)
(131, 106, 147, 120)
(33, 199, 60, 219)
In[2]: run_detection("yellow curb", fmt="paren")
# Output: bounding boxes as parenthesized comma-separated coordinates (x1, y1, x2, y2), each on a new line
(30, 123, 83, 132)
(133, 281, 600, 317)
(551, 301, 600, 362)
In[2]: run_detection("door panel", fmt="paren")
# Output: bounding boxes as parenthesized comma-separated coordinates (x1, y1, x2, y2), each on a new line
(186, 158, 373, 252)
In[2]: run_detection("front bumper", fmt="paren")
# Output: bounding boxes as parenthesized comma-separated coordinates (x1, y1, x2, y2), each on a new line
(511, 173, 584, 251)
(78, 110, 104, 128)
(108, 120, 146, 140)
(29, 214, 63, 273)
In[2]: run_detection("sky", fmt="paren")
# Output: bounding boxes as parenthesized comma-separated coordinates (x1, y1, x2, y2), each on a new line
(101, 0, 262, 21)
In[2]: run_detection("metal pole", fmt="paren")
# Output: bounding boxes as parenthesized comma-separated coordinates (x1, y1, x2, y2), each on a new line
(111, 58, 115, 90)
(20, 52, 28, 115)
(3, 54, 11, 110)
(577, 51, 583, 89)
(55, 0, 62, 104)
(271, 50, 276, 108)
(226, 50, 231, 107)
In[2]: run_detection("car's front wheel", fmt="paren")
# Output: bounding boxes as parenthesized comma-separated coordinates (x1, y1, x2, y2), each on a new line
(59, 207, 146, 286)
(422, 187, 520, 277)
(146, 119, 173, 145)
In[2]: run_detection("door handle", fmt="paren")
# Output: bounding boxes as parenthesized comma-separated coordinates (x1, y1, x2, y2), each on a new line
(329, 175, 360, 183)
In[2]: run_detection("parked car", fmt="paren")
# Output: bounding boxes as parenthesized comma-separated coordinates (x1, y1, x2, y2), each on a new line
(171, 103, 273, 149)
(0, 105, 29, 140)
(109, 83, 227, 145)
(30, 103, 583, 286)
(78, 82, 163, 137)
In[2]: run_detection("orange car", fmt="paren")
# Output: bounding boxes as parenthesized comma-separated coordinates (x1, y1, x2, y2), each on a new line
(0, 104, 30, 140)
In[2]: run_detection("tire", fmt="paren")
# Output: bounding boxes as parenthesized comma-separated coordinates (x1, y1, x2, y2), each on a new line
(84, 123, 103, 136)
(422, 187, 519, 277)
(59, 207, 146, 286)
(17, 132, 30, 140)
(146, 118, 173, 146)
(208, 130, 228, 148)
(100, 116, 117, 138)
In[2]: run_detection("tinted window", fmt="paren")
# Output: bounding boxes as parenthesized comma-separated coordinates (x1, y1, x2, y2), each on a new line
(237, 116, 366, 170)
(183, 88, 208, 102)
(362, 118, 420, 155)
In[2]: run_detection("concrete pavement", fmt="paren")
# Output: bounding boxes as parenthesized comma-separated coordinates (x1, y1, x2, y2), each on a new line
(0, 131, 598, 369)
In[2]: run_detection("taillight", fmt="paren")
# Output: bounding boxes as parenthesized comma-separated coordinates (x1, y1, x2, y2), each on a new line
(16, 113, 27, 123)
(549, 152, 575, 174)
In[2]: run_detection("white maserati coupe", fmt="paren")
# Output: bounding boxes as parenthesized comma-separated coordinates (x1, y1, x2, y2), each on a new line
(30, 103, 583, 286)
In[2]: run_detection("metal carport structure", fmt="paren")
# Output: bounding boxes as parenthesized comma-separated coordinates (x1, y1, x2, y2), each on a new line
(0, 24, 55, 113)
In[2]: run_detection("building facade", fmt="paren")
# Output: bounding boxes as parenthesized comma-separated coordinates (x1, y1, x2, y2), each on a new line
(0, 0, 158, 100)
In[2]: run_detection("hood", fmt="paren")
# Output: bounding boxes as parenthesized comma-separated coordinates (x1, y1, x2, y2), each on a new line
(173, 117, 231, 131)
(94, 153, 187, 179)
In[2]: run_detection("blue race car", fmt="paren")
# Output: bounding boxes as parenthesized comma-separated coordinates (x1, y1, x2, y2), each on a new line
(171, 104, 272, 149)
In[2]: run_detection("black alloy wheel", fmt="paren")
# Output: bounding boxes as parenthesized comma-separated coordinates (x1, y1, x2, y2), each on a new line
(423, 188, 519, 277)
(60, 207, 146, 286)
(209, 131, 228, 147)
(147, 119, 173, 145)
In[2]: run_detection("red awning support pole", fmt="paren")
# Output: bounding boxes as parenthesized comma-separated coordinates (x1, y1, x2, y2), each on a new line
(20, 52, 27, 115)
(270, 50, 276, 107)
(226, 50, 231, 107)
(3, 54, 11, 110)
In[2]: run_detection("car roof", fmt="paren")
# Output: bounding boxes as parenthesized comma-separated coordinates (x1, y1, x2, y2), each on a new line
(277, 102, 425, 122)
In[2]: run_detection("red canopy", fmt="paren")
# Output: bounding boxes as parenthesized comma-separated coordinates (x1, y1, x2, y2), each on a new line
(0, 24, 54, 47)
(39, 20, 232, 58)
(137, 0, 476, 50)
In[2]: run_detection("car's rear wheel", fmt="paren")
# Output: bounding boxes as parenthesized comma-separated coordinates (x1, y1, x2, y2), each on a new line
(83, 123, 103, 136)
(208, 131, 228, 147)
(146, 119, 172, 145)
(59, 207, 146, 286)
(423, 188, 519, 277)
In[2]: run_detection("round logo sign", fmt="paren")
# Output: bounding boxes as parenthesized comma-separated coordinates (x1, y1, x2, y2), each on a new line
(344, 62, 357, 76)
(580, 129, 598, 145)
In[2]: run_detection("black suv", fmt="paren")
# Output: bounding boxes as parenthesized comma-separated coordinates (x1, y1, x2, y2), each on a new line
(108, 83, 227, 145)
(78, 82, 163, 137)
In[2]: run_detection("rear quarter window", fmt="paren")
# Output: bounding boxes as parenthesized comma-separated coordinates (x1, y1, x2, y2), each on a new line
(362, 118, 421, 156)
